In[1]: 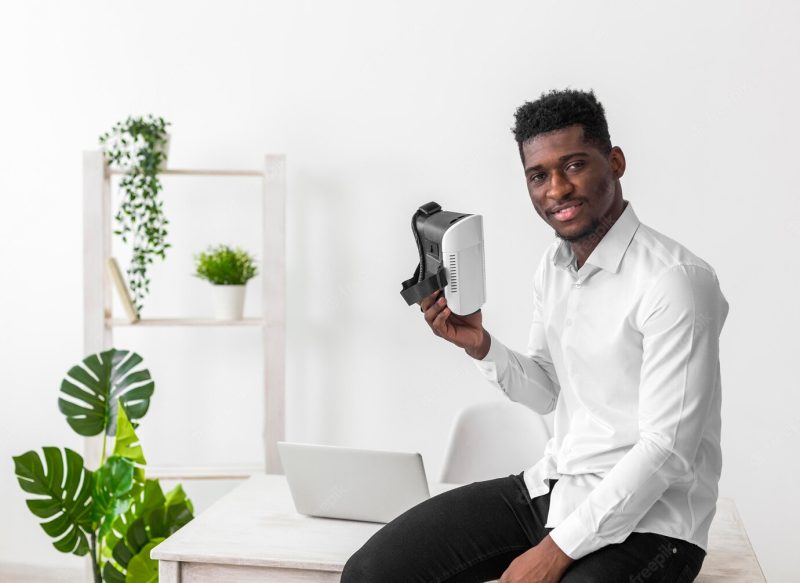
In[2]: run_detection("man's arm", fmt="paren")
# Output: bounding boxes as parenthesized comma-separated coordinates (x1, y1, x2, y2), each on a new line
(548, 264, 729, 560)
(470, 256, 561, 415)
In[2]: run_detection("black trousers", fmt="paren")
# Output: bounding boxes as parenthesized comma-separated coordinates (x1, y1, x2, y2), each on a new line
(341, 471, 706, 583)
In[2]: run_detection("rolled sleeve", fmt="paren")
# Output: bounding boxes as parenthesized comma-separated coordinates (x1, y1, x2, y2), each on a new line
(548, 264, 729, 560)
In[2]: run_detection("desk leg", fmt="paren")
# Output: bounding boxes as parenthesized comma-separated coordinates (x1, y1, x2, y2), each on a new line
(159, 560, 181, 582)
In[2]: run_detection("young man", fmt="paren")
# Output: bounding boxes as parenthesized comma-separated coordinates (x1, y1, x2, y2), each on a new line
(342, 88, 729, 583)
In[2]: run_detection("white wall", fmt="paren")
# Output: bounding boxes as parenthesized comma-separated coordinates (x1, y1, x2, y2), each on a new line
(1, 1, 797, 581)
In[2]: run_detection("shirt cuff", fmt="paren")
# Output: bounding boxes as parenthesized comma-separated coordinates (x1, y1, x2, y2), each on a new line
(470, 332, 509, 383)
(547, 505, 597, 561)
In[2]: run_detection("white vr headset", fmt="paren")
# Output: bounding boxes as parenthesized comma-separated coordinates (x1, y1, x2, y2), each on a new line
(400, 201, 486, 316)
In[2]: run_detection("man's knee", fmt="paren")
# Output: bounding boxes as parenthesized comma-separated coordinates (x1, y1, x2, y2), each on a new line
(341, 546, 394, 583)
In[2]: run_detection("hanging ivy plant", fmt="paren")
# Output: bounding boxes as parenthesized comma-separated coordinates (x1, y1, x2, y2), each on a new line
(99, 115, 172, 315)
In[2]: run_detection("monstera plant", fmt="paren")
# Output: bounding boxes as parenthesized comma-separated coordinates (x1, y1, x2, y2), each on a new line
(12, 348, 194, 582)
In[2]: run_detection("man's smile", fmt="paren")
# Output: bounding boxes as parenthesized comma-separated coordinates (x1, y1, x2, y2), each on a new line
(550, 201, 584, 222)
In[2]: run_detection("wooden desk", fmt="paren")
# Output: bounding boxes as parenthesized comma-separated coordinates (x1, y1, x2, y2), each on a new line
(150, 474, 766, 582)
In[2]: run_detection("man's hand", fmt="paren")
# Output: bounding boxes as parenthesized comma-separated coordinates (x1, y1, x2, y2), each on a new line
(499, 534, 574, 583)
(418, 289, 489, 358)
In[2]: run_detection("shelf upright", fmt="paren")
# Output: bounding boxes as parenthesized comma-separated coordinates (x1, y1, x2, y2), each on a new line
(82, 150, 286, 481)
(261, 154, 286, 476)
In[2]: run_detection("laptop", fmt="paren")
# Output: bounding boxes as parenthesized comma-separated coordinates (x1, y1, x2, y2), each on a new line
(277, 441, 432, 523)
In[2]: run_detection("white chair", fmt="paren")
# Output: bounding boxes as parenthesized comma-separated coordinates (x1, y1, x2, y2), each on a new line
(439, 400, 552, 484)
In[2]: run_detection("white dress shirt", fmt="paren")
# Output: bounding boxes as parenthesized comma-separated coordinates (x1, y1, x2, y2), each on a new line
(472, 200, 729, 560)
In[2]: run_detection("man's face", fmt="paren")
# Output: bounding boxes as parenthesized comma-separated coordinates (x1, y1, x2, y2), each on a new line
(521, 124, 624, 242)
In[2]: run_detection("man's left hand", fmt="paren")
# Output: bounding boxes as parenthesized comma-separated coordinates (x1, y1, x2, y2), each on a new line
(498, 534, 575, 583)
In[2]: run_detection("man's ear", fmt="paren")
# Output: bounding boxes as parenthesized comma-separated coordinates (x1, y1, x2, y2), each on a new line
(610, 146, 626, 179)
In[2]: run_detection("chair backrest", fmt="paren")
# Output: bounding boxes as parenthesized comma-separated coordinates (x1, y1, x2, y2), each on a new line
(439, 400, 552, 484)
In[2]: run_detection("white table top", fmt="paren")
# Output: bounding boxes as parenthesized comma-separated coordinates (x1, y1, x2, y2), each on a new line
(151, 473, 461, 572)
(151, 474, 766, 582)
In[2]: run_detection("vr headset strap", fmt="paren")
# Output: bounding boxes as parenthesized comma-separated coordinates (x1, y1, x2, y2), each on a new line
(400, 264, 447, 306)
(400, 201, 448, 306)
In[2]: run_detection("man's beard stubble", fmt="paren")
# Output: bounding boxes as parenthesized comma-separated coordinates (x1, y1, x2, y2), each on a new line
(554, 216, 602, 243)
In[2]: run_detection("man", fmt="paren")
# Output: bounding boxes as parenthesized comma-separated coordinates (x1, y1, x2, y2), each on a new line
(342, 88, 729, 583)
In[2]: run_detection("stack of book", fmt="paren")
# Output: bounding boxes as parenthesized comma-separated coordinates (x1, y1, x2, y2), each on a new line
(106, 257, 140, 323)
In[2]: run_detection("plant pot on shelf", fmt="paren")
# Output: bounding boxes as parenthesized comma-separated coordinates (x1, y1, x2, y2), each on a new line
(194, 244, 258, 319)
(212, 284, 246, 320)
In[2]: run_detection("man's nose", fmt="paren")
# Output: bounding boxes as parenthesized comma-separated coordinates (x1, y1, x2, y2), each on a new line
(548, 170, 573, 199)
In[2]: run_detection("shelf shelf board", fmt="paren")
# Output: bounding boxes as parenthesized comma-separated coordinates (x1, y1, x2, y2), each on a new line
(110, 317, 264, 327)
(108, 167, 263, 177)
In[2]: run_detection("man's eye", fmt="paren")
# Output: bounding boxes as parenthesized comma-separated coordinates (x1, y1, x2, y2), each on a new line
(530, 173, 544, 183)
(568, 161, 585, 170)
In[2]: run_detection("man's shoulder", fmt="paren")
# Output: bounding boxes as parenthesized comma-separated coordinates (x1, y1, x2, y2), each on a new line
(630, 219, 719, 279)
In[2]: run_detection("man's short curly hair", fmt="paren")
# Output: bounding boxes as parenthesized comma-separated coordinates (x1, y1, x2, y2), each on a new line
(512, 88, 612, 162)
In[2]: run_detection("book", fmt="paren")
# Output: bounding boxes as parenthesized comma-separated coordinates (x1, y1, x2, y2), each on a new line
(106, 257, 140, 323)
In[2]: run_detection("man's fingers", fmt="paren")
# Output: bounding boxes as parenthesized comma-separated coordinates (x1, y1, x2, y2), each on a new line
(431, 303, 451, 336)
(424, 294, 448, 324)
(424, 300, 444, 327)
(419, 289, 442, 312)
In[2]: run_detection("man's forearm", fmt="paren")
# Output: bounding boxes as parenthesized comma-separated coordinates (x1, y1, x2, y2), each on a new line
(469, 330, 560, 415)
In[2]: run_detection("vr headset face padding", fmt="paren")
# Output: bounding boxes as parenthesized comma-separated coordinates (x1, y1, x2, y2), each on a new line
(400, 201, 486, 316)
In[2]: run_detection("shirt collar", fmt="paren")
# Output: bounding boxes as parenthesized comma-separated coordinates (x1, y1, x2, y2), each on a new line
(552, 200, 640, 274)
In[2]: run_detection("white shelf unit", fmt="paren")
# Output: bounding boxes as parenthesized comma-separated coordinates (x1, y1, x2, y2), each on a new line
(82, 151, 286, 479)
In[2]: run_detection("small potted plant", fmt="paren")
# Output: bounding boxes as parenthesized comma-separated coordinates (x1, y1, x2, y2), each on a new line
(193, 244, 258, 320)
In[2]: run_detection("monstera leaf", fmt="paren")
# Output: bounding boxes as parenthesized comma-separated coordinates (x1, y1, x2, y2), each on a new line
(103, 495, 194, 582)
(12, 447, 93, 556)
(57, 348, 154, 437)
(125, 540, 162, 582)
(100, 406, 152, 559)
(92, 455, 135, 539)
(102, 479, 165, 562)
(92, 407, 147, 540)
(113, 404, 147, 483)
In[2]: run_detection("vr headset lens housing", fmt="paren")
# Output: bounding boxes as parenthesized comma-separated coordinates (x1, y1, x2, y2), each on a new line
(400, 201, 486, 316)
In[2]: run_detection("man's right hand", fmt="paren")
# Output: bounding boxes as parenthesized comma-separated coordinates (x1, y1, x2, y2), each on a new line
(418, 289, 491, 360)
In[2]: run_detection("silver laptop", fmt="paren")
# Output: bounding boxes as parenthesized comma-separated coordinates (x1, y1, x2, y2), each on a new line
(277, 441, 431, 523)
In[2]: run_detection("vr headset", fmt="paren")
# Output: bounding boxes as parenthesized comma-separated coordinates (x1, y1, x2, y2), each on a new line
(400, 201, 486, 316)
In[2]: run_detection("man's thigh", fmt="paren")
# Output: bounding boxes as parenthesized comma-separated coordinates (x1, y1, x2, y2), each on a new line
(560, 532, 706, 583)
(341, 471, 553, 583)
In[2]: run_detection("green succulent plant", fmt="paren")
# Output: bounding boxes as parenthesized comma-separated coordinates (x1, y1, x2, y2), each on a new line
(193, 244, 258, 285)
(12, 348, 193, 582)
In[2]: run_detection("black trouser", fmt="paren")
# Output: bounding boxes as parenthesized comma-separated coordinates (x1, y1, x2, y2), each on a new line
(340, 471, 706, 583)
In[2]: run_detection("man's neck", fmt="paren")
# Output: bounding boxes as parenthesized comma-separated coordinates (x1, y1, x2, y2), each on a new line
(570, 199, 627, 270)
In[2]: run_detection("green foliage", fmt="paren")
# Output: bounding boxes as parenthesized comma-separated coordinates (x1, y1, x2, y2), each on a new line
(102, 479, 165, 563)
(113, 405, 147, 484)
(103, 492, 193, 582)
(12, 348, 193, 582)
(57, 348, 154, 437)
(92, 456, 135, 539)
(12, 447, 94, 556)
(124, 540, 161, 582)
(193, 244, 258, 285)
(99, 114, 172, 315)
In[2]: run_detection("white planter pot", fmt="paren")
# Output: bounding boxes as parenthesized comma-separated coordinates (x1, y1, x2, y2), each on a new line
(211, 284, 246, 320)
